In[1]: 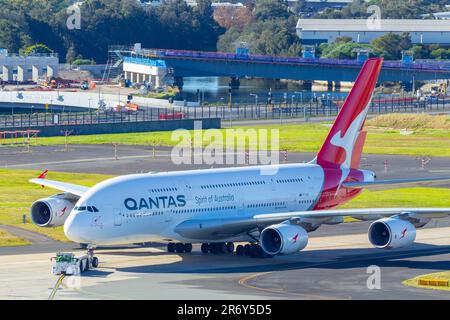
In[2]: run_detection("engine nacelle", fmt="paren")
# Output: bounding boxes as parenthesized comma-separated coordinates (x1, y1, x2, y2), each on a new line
(368, 217, 416, 249)
(260, 223, 308, 255)
(30, 195, 75, 227)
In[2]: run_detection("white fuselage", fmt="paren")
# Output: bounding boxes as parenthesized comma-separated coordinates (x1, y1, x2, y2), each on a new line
(64, 163, 326, 245)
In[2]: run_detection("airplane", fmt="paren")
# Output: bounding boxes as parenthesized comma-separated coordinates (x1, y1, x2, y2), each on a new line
(29, 58, 450, 262)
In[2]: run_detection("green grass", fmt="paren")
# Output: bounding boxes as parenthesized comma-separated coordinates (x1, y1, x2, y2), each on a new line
(0, 169, 112, 242)
(0, 168, 449, 242)
(4, 117, 448, 156)
(0, 229, 30, 247)
(403, 271, 450, 292)
(341, 187, 450, 209)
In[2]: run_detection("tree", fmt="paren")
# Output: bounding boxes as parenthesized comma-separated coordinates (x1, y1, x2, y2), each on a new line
(21, 44, 53, 56)
(65, 46, 76, 64)
(214, 5, 252, 31)
(320, 41, 374, 59)
(217, 0, 301, 57)
(0, 0, 225, 63)
(252, 0, 289, 21)
(431, 48, 450, 60)
(371, 33, 412, 60)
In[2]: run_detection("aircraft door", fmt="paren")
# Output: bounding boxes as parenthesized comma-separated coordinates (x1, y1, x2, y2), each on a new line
(113, 208, 122, 226)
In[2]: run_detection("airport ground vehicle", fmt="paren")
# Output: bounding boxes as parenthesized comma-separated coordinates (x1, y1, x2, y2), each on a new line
(29, 58, 450, 260)
(51, 251, 98, 275)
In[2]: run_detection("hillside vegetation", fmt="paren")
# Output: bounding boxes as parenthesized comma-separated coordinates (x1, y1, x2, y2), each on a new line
(0, 0, 223, 63)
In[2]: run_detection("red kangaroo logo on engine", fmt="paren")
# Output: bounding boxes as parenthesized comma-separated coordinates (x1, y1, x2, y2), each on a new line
(59, 206, 67, 216)
(400, 228, 407, 239)
(292, 233, 299, 244)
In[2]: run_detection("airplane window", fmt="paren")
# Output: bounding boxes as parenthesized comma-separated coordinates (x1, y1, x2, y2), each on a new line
(87, 207, 93, 212)
(78, 206, 87, 211)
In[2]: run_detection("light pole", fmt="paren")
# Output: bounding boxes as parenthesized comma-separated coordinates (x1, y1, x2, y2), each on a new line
(249, 93, 258, 106)
(294, 91, 303, 105)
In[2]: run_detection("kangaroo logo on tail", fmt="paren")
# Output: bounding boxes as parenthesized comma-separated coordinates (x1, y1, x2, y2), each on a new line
(314, 58, 383, 196)
(317, 58, 383, 171)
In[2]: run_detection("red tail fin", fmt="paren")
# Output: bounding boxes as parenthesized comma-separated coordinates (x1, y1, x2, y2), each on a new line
(316, 58, 383, 169)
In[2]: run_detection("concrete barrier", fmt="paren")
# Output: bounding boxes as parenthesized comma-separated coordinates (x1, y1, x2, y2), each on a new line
(5, 118, 221, 137)
(0, 90, 172, 111)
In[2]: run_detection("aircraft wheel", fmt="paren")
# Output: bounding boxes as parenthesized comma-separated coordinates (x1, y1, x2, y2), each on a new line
(184, 243, 192, 253)
(210, 243, 219, 254)
(244, 244, 252, 256)
(219, 243, 227, 254)
(257, 246, 268, 259)
(250, 244, 260, 258)
(92, 257, 99, 268)
(226, 242, 234, 253)
(175, 243, 185, 253)
(167, 242, 175, 253)
(201, 243, 209, 253)
(236, 245, 244, 256)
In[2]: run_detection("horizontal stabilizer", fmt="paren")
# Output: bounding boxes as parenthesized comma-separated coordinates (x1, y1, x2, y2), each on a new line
(343, 176, 450, 190)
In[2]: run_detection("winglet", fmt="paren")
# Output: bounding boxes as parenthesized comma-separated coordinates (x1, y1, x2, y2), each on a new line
(37, 170, 48, 188)
(37, 169, 49, 179)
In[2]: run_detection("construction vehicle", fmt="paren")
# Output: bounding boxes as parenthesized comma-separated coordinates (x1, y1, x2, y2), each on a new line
(40, 77, 73, 89)
(51, 251, 98, 275)
(80, 80, 89, 90)
(113, 101, 139, 112)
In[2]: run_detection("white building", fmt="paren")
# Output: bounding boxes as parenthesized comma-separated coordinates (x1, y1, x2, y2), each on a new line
(431, 12, 450, 20)
(123, 56, 167, 88)
(296, 19, 450, 45)
(0, 49, 59, 83)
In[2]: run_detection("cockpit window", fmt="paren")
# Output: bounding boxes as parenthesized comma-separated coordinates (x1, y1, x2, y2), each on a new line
(74, 206, 98, 212)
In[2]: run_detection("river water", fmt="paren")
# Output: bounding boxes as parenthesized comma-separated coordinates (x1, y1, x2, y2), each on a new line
(178, 77, 350, 104)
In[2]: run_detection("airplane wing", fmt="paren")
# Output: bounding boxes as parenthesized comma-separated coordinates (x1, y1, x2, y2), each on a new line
(343, 176, 450, 190)
(174, 208, 450, 241)
(254, 207, 450, 222)
(29, 178, 89, 197)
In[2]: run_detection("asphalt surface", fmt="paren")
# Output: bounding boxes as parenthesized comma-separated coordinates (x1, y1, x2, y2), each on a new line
(2, 228, 450, 300)
(1, 144, 449, 184)
(0, 144, 449, 299)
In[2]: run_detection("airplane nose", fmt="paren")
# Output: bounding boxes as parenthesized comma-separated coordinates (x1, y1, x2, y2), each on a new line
(64, 213, 89, 243)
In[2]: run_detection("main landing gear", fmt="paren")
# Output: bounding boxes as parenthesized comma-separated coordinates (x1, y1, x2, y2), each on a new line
(201, 242, 235, 254)
(167, 242, 192, 253)
(235, 243, 274, 259)
(166, 242, 274, 259)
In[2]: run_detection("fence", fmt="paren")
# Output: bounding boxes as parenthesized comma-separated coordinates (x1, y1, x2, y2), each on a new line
(0, 96, 449, 129)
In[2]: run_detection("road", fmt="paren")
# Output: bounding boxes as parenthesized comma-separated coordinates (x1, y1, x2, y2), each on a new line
(1, 224, 450, 299)
(1, 145, 449, 185)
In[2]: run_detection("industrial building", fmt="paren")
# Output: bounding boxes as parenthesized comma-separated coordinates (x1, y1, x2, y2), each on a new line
(123, 56, 167, 88)
(296, 19, 450, 45)
(0, 49, 59, 83)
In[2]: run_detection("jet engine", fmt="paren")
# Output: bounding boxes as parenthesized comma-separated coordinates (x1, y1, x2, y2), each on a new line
(368, 217, 416, 249)
(260, 223, 308, 255)
(30, 194, 76, 227)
